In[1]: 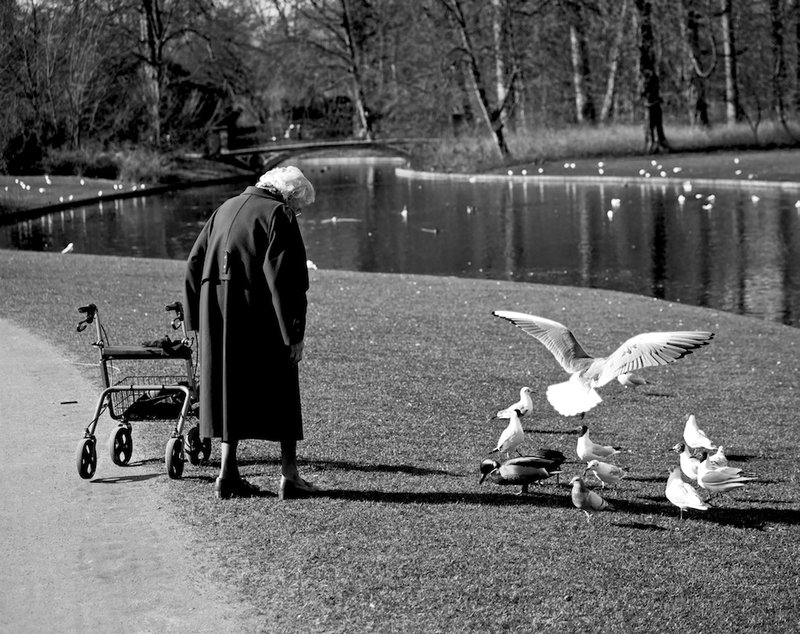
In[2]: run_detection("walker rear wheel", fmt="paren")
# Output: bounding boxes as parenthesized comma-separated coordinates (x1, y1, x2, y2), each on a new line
(109, 424, 133, 466)
(165, 435, 184, 479)
(76, 436, 97, 480)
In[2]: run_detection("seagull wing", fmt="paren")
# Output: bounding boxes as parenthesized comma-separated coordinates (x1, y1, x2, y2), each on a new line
(594, 331, 714, 387)
(492, 311, 592, 373)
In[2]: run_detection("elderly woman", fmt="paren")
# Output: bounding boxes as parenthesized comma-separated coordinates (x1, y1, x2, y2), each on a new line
(184, 165, 319, 500)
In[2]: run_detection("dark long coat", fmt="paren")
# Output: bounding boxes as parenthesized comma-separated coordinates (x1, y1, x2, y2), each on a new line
(184, 186, 309, 442)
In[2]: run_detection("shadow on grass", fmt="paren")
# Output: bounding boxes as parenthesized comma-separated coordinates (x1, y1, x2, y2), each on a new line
(614, 496, 800, 529)
(91, 473, 161, 484)
(315, 485, 571, 508)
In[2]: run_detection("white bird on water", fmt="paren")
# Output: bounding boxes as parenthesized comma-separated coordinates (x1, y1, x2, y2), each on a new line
(495, 386, 534, 419)
(491, 409, 524, 458)
(576, 425, 621, 462)
(665, 466, 708, 519)
(585, 459, 628, 489)
(491, 311, 714, 417)
(671, 442, 700, 481)
(61, 242, 74, 254)
(570, 476, 614, 523)
(683, 414, 716, 451)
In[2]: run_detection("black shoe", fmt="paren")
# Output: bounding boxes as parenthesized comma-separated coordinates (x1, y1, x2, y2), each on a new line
(214, 476, 260, 499)
(278, 476, 320, 500)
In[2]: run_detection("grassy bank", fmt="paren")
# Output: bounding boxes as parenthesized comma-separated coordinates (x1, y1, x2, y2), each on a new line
(1, 249, 798, 632)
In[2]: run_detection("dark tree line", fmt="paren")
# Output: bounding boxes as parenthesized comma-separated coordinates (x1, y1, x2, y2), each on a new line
(3, 0, 800, 170)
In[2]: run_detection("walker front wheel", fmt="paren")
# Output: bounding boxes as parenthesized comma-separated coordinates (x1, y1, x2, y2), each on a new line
(165, 435, 184, 479)
(76, 436, 97, 480)
(109, 424, 133, 466)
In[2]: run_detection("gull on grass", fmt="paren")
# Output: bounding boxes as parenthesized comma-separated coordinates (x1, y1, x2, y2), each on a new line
(490, 409, 524, 459)
(495, 386, 534, 420)
(671, 442, 700, 481)
(665, 466, 708, 519)
(683, 414, 716, 451)
(576, 425, 621, 462)
(584, 459, 628, 489)
(570, 476, 614, 523)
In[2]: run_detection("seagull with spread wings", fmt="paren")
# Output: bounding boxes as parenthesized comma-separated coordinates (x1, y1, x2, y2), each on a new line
(491, 311, 714, 417)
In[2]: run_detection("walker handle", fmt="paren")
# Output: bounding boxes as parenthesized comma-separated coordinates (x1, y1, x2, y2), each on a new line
(165, 301, 184, 330)
(77, 304, 97, 332)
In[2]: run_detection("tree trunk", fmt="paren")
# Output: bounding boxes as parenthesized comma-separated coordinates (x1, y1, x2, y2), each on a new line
(795, 0, 800, 111)
(634, 0, 668, 152)
(491, 0, 509, 129)
(139, 0, 163, 146)
(565, 1, 596, 123)
(769, 0, 787, 120)
(441, 0, 510, 159)
(599, 0, 629, 123)
(720, 0, 741, 123)
(340, 0, 373, 140)
(681, 0, 710, 127)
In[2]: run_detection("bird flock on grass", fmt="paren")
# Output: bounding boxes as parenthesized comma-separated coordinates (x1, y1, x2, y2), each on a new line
(480, 310, 757, 524)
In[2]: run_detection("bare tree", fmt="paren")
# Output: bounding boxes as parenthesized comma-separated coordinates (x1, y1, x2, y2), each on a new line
(563, 0, 596, 123)
(599, 0, 630, 123)
(720, 0, 741, 123)
(679, 0, 716, 127)
(769, 0, 787, 120)
(634, 0, 669, 152)
(439, 0, 512, 159)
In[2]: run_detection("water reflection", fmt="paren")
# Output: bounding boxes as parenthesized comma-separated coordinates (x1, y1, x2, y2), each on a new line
(1, 160, 798, 327)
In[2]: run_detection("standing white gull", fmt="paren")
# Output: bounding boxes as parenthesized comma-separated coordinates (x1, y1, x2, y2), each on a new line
(697, 452, 755, 501)
(708, 445, 729, 468)
(665, 466, 708, 519)
(491, 311, 714, 417)
(490, 409, 524, 459)
(671, 442, 700, 481)
(576, 425, 621, 462)
(495, 386, 534, 419)
(683, 414, 716, 451)
(584, 459, 628, 488)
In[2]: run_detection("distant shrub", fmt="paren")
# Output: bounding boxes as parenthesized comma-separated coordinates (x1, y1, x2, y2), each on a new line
(43, 149, 119, 179)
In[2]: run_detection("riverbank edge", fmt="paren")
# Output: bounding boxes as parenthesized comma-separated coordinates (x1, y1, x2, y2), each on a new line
(5, 148, 800, 227)
(394, 166, 800, 191)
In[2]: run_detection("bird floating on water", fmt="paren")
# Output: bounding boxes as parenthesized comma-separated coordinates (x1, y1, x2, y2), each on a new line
(480, 450, 565, 494)
(61, 242, 74, 254)
(576, 425, 621, 462)
(665, 466, 708, 519)
(491, 311, 714, 417)
(570, 476, 614, 523)
(584, 459, 628, 489)
(490, 409, 524, 458)
(683, 414, 716, 452)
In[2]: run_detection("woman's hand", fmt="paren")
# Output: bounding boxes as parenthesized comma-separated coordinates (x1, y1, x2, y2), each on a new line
(289, 340, 304, 364)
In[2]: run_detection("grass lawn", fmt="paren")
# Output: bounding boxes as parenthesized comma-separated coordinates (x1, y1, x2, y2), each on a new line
(0, 249, 798, 632)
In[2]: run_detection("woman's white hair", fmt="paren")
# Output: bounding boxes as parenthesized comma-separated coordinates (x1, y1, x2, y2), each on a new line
(255, 165, 315, 206)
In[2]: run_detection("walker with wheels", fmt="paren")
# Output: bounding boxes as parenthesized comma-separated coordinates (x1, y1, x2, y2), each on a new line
(74, 301, 211, 480)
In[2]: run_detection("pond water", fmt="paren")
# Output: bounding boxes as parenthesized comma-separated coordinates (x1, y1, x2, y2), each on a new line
(2, 158, 799, 327)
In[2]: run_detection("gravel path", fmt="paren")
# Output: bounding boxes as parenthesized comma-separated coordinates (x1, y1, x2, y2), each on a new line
(0, 318, 264, 633)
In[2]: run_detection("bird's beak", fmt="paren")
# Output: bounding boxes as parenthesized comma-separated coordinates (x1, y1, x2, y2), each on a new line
(479, 473, 488, 484)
